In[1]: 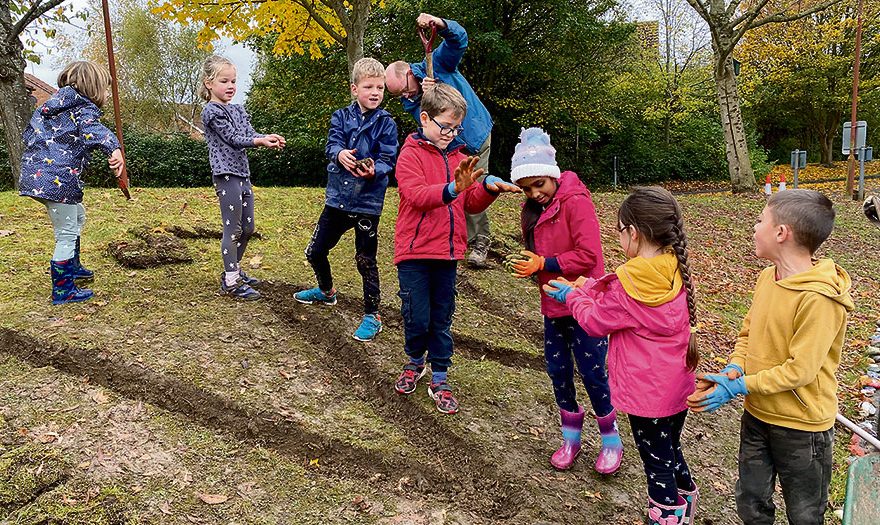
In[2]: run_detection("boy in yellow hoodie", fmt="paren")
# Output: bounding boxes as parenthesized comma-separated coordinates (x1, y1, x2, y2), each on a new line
(689, 189, 853, 524)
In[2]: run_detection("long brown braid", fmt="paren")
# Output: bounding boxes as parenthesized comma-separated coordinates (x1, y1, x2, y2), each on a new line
(618, 187, 698, 371)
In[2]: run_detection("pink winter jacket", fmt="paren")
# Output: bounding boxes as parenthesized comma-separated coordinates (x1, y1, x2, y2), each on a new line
(524, 171, 605, 318)
(394, 133, 497, 265)
(566, 275, 695, 418)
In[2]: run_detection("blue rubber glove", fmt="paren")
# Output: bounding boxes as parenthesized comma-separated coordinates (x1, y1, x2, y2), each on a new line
(543, 279, 573, 303)
(720, 363, 744, 378)
(446, 181, 458, 198)
(692, 374, 748, 413)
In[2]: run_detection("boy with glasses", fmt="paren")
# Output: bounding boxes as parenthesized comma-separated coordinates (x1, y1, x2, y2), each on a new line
(385, 13, 495, 268)
(392, 83, 519, 413)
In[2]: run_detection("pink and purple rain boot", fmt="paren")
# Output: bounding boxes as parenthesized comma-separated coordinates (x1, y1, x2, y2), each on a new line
(594, 408, 623, 474)
(678, 482, 698, 524)
(551, 405, 585, 470)
(647, 496, 687, 525)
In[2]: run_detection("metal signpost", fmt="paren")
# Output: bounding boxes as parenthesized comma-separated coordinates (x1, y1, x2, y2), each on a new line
(843, 121, 869, 201)
(790, 150, 806, 188)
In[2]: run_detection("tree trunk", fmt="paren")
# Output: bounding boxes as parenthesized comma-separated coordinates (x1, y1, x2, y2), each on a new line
(0, 37, 31, 191)
(342, 1, 370, 75)
(714, 55, 755, 192)
(819, 133, 834, 166)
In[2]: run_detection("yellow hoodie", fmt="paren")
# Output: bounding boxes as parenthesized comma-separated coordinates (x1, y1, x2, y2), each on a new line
(729, 258, 854, 431)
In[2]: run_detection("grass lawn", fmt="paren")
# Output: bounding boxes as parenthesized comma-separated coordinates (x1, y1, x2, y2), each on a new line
(0, 173, 878, 523)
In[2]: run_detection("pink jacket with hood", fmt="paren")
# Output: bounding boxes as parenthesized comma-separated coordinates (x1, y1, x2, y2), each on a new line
(523, 170, 605, 318)
(565, 253, 695, 417)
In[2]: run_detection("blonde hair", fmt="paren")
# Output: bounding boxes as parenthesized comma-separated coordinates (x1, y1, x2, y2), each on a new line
(351, 57, 385, 85)
(421, 83, 467, 119)
(57, 61, 111, 108)
(199, 55, 236, 102)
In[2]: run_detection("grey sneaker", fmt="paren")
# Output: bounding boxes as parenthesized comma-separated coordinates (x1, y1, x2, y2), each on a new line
(466, 234, 490, 268)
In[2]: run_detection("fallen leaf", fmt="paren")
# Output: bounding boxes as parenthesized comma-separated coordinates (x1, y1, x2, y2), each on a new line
(248, 254, 263, 269)
(196, 493, 228, 505)
(159, 501, 173, 515)
(309, 458, 320, 467)
(0, 230, 15, 237)
(91, 390, 110, 404)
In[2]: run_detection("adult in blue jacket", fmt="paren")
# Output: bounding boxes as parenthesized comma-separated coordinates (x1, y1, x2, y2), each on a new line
(385, 13, 494, 268)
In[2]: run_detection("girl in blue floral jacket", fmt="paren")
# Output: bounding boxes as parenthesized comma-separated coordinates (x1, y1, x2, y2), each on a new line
(19, 61, 125, 305)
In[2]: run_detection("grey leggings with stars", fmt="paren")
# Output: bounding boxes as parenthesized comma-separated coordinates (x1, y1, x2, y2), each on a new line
(213, 174, 255, 272)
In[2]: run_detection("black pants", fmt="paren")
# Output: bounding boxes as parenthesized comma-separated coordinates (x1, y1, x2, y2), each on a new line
(736, 411, 833, 524)
(305, 205, 380, 314)
(628, 410, 694, 506)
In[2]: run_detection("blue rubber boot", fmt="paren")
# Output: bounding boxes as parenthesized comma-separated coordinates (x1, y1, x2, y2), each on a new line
(71, 237, 94, 281)
(51, 259, 94, 305)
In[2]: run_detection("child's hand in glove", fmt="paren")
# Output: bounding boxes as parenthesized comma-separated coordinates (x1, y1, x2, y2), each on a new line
(507, 250, 544, 278)
(687, 373, 748, 413)
(542, 277, 576, 303)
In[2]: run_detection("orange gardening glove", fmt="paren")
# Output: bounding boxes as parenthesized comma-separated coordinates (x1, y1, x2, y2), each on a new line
(511, 250, 545, 278)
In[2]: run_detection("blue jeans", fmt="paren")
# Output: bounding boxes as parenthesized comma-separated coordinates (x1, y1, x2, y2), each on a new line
(397, 260, 457, 373)
(544, 316, 613, 416)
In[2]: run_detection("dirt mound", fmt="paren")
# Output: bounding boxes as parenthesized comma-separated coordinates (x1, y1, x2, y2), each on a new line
(107, 227, 193, 269)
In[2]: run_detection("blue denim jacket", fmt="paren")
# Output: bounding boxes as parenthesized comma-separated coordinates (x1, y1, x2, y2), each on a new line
(402, 19, 493, 154)
(324, 102, 398, 215)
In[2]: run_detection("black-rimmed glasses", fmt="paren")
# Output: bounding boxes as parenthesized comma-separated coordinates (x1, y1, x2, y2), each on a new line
(429, 115, 464, 137)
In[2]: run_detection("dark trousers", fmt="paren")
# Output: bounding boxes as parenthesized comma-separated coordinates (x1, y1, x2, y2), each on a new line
(735, 410, 833, 525)
(305, 205, 380, 314)
(544, 316, 613, 416)
(628, 410, 694, 506)
(397, 260, 457, 373)
(214, 175, 255, 272)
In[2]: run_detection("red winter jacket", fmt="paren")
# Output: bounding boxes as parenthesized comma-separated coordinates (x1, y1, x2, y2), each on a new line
(523, 171, 605, 318)
(394, 133, 497, 264)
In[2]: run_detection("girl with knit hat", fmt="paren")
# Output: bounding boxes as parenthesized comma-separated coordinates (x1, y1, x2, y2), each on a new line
(505, 128, 623, 474)
(544, 186, 700, 525)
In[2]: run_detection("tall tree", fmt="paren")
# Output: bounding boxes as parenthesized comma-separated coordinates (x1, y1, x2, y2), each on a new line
(65, 0, 211, 134)
(153, 0, 377, 72)
(738, 1, 879, 166)
(683, 0, 841, 191)
(0, 0, 79, 189)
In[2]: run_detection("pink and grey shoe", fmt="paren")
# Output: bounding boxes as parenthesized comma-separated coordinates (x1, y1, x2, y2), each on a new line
(551, 405, 585, 470)
(678, 482, 698, 524)
(595, 408, 623, 474)
(647, 496, 687, 525)
(428, 382, 459, 414)
(394, 363, 426, 395)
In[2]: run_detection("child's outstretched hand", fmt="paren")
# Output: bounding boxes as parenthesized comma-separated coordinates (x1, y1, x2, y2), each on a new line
(687, 373, 748, 413)
(256, 135, 284, 150)
(543, 277, 576, 303)
(508, 250, 544, 278)
(108, 148, 125, 178)
(484, 175, 521, 194)
(338, 148, 359, 172)
(267, 133, 286, 149)
(453, 156, 484, 194)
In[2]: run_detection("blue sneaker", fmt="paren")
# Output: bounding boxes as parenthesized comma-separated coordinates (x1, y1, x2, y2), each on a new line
(294, 287, 337, 305)
(219, 274, 260, 301)
(239, 270, 260, 287)
(353, 314, 382, 342)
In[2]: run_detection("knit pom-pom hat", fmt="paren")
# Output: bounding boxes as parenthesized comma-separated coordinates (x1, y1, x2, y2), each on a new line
(510, 127, 561, 183)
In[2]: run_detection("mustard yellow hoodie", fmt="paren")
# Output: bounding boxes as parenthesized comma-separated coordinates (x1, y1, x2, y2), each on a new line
(729, 258, 854, 431)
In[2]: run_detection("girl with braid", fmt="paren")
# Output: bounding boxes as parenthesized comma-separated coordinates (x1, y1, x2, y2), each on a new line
(545, 186, 700, 525)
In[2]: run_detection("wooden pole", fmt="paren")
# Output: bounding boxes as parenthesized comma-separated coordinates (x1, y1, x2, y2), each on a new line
(846, 0, 864, 197)
(101, 0, 130, 199)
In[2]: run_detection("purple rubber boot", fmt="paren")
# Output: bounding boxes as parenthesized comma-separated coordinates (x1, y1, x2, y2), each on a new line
(550, 405, 585, 470)
(647, 496, 687, 525)
(594, 408, 623, 474)
(678, 482, 698, 524)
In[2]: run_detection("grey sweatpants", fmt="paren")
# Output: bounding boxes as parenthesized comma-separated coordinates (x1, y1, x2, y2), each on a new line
(465, 133, 491, 243)
(39, 199, 85, 261)
(213, 174, 255, 272)
(735, 410, 833, 524)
